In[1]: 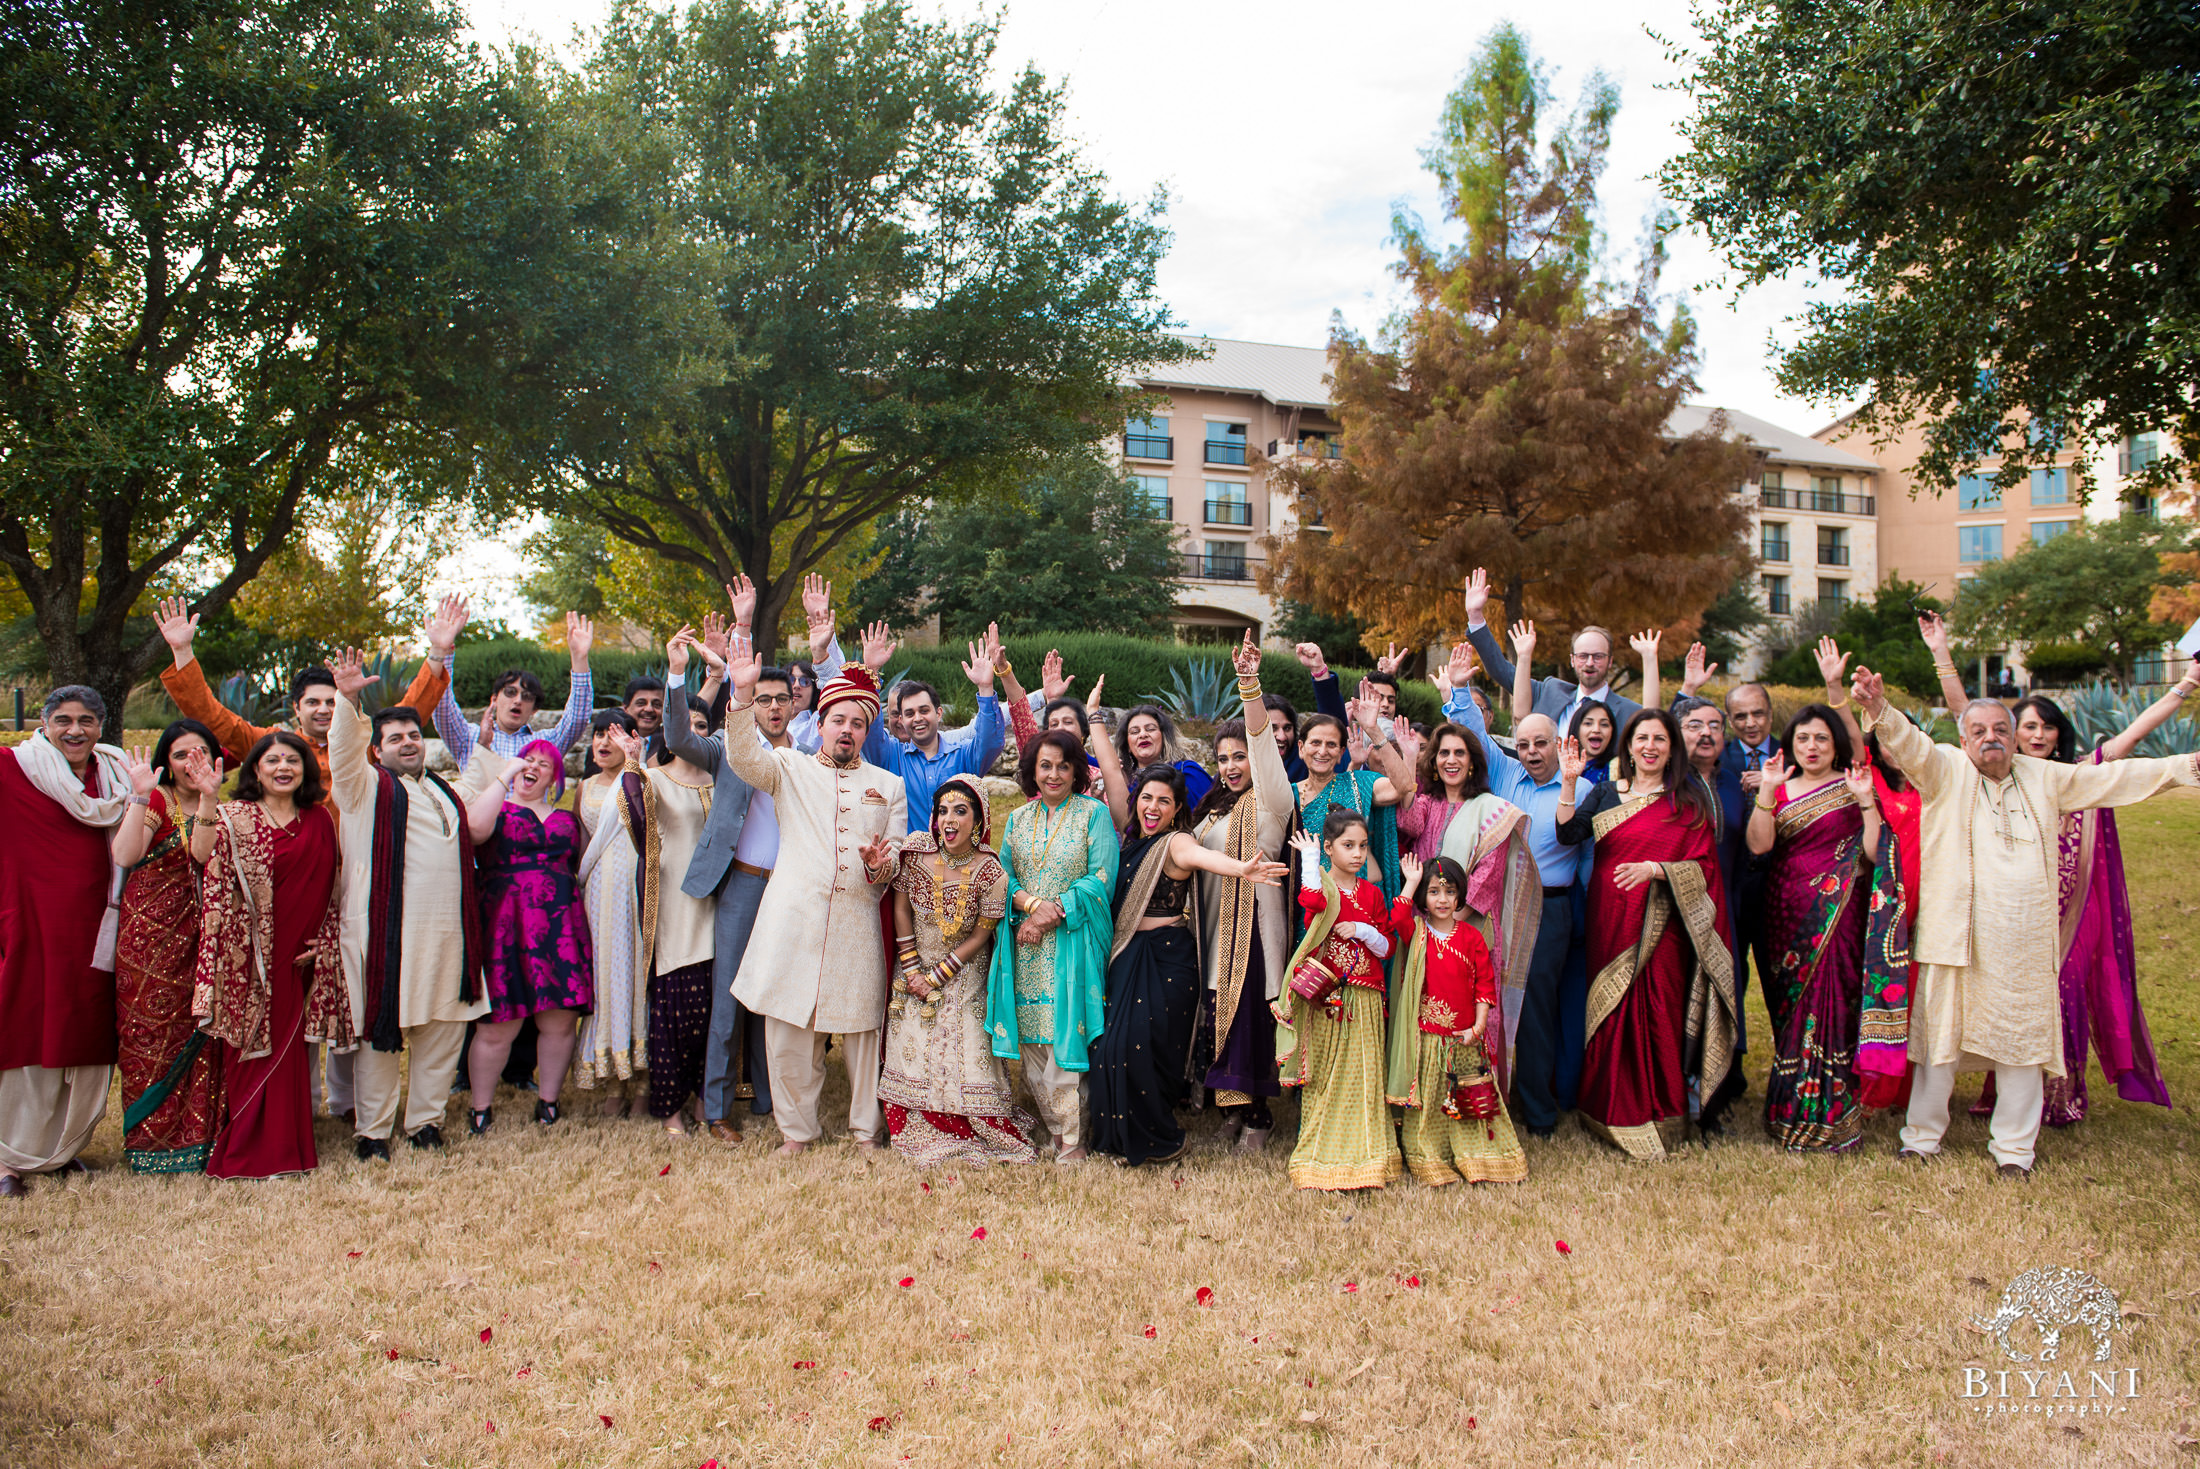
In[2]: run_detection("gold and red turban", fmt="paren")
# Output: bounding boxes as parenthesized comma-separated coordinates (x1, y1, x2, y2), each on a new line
(814, 663, 881, 722)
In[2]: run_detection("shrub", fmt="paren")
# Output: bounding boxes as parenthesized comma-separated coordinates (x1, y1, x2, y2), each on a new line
(2021, 640, 2113, 687)
(448, 640, 680, 709)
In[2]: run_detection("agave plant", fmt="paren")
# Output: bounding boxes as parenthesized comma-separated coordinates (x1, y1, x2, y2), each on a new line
(1143, 660, 1235, 725)
(215, 672, 275, 726)
(2061, 681, 2200, 758)
(353, 651, 399, 716)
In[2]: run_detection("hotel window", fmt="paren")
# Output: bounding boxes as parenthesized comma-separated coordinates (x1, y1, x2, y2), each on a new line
(1125, 416, 1171, 459)
(1811, 475, 1843, 512)
(1204, 421, 1248, 466)
(1761, 573, 1791, 615)
(1759, 470, 1787, 508)
(1130, 475, 1171, 517)
(2030, 467, 2070, 505)
(1760, 521, 1790, 562)
(1203, 481, 1249, 525)
(2120, 432, 2162, 478)
(1818, 578, 1849, 606)
(1202, 539, 1248, 579)
(1957, 473, 2002, 511)
(1817, 525, 1849, 566)
(2031, 519, 2075, 546)
(1958, 524, 2003, 563)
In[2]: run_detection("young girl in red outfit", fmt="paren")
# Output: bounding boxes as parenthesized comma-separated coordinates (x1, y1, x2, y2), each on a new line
(1385, 851, 1526, 1184)
(1274, 809, 1404, 1190)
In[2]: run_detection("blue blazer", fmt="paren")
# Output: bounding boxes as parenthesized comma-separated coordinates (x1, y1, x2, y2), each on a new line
(1467, 622, 1644, 729)
(663, 684, 760, 901)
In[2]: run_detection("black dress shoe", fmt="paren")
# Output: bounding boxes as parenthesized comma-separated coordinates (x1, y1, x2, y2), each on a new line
(1525, 1124, 1557, 1140)
(355, 1137, 391, 1162)
(408, 1124, 445, 1150)
(0, 1174, 25, 1199)
(468, 1107, 493, 1136)
(534, 1098, 562, 1125)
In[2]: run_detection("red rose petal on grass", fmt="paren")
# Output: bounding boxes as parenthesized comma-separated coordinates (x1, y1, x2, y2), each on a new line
(1555, 1240, 1572, 1256)
(868, 1415, 893, 1432)
(1342, 1282, 1359, 1294)
(599, 1414, 613, 1429)
(1467, 1416, 1478, 1430)
(658, 1163, 671, 1176)
(515, 1366, 532, 1379)
(386, 1350, 400, 1361)
(921, 1182, 931, 1193)
(479, 1327, 493, 1344)
(647, 1260, 662, 1276)
(485, 1421, 495, 1434)
(346, 1250, 362, 1258)
(970, 1226, 987, 1241)
(1142, 1325, 1157, 1339)
(1195, 1287, 1213, 1307)
(792, 1361, 816, 1370)
(1406, 1275, 1422, 1288)
(898, 1276, 914, 1288)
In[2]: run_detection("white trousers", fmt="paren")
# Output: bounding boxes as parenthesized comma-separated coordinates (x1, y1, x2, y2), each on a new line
(763, 1020, 882, 1145)
(1901, 1057, 2046, 1169)
(353, 1020, 468, 1141)
(310, 1044, 357, 1118)
(1019, 1044, 1084, 1150)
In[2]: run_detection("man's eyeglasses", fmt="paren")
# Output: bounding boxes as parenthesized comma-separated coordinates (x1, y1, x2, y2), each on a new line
(753, 693, 795, 707)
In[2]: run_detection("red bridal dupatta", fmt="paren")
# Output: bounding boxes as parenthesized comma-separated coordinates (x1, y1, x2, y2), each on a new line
(1577, 791, 1737, 1160)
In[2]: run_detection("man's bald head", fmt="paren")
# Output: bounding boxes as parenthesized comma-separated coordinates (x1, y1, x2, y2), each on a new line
(1514, 712, 1560, 780)
(1725, 681, 1772, 747)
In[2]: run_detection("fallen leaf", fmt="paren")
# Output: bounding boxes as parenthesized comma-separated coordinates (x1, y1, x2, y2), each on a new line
(1195, 1286, 1214, 1307)
(898, 1276, 914, 1289)
(970, 1227, 987, 1241)
(599, 1414, 613, 1428)
(1298, 1410, 1322, 1424)
(1342, 1356, 1375, 1384)
(1142, 1325, 1157, 1339)
(479, 1327, 492, 1344)
(1555, 1240, 1572, 1256)
(2120, 1303, 2158, 1320)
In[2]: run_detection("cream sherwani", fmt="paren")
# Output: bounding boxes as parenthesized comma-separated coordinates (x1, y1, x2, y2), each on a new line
(724, 701, 907, 1144)
(330, 699, 504, 1141)
(1872, 704, 2199, 1166)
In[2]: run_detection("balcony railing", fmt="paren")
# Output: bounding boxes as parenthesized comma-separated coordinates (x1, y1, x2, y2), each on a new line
(1765, 590, 1792, 615)
(1760, 485, 1876, 516)
(1817, 544, 1851, 566)
(1183, 552, 1262, 582)
(1268, 437, 1341, 460)
(1138, 496, 1171, 518)
(1203, 439, 1248, 466)
(1124, 433, 1172, 460)
(1760, 539, 1790, 564)
(1204, 498, 1250, 526)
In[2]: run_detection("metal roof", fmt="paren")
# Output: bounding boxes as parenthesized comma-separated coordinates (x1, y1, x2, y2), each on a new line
(1137, 335, 1334, 410)
(1666, 402, 1882, 472)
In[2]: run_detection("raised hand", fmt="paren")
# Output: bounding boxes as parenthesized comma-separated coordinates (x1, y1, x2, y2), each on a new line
(477, 703, 497, 749)
(1232, 629, 1261, 681)
(328, 646, 380, 701)
(857, 832, 895, 875)
(725, 575, 758, 630)
(1287, 829, 1319, 860)
(1630, 628, 1662, 661)
(961, 636, 996, 695)
(699, 611, 730, 664)
(666, 626, 695, 679)
(1851, 665, 1887, 718)
(154, 595, 199, 664)
(1395, 722, 1423, 770)
(1509, 620, 1537, 662)
(1445, 640, 1477, 691)
(425, 592, 469, 656)
(1375, 641, 1404, 675)
(1396, 851, 1424, 895)
(566, 612, 594, 666)
(860, 620, 899, 672)
(801, 572, 833, 627)
(1463, 568, 1489, 622)
(729, 638, 764, 702)
(123, 745, 159, 798)
(1844, 761, 1877, 808)
(1558, 736, 1587, 784)
(1345, 721, 1373, 769)
(1814, 635, 1852, 689)
(1292, 642, 1329, 678)
(1349, 685, 1382, 732)
(1085, 672, 1106, 710)
(605, 724, 645, 767)
(1916, 610, 1952, 656)
(178, 748, 223, 801)
(1681, 641, 1718, 697)
(1759, 744, 1790, 789)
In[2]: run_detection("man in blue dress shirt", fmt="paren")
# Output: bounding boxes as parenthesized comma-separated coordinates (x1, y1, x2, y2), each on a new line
(860, 622, 1006, 821)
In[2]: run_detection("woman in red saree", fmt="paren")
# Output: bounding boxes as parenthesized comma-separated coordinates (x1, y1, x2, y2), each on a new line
(1555, 708, 1737, 1160)
(1745, 707, 1902, 1151)
(191, 731, 352, 1180)
(110, 722, 224, 1173)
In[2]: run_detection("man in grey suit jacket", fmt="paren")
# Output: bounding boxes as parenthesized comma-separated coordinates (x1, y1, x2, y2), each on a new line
(1461, 567, 1643, 732)
(663, 669, 805, 1142)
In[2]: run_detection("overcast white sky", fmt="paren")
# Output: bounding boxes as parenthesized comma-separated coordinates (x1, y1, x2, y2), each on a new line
(448, 0, 1853, 622)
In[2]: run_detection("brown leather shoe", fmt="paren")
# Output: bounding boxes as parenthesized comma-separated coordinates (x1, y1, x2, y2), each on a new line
(1996, 1162, 2032, 1181)
(707, 1119, 743, 1145)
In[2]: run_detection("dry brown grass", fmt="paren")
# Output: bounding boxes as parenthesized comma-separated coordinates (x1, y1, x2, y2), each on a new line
(6, 796, 2200, 1468)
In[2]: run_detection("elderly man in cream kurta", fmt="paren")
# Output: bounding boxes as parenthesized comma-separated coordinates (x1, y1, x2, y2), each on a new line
(329, 657, 505, 1156)
(724, 656, 907, 1154)
(1857, 669, 2200, 1177)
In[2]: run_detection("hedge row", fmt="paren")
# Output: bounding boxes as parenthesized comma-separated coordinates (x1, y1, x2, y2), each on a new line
(446, 641, 697, 709)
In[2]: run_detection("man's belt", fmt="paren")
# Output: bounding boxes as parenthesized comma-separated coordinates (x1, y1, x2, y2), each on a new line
(733, 860, 774, 879)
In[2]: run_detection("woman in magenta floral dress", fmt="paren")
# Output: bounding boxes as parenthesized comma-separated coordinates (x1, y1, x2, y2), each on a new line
(464, 737, 594, 1133)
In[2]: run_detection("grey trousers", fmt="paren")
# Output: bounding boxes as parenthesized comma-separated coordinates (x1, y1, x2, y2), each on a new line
(702, 869, 774, 1120)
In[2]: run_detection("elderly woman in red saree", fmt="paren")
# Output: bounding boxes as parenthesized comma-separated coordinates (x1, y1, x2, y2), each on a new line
(190, 730, 353, 1179)
(1744, 706, 1907, 1151)
(1555, 708, 1737, 1160)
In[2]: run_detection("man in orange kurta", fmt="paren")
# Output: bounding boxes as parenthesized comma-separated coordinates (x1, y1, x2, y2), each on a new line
(152, 594, 468, 796)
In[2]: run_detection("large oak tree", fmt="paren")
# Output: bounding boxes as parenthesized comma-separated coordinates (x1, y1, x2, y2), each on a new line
(496, 0, 1190, 650)
(0, 0, 531, 732)
(1263, 25, 1756, 650)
